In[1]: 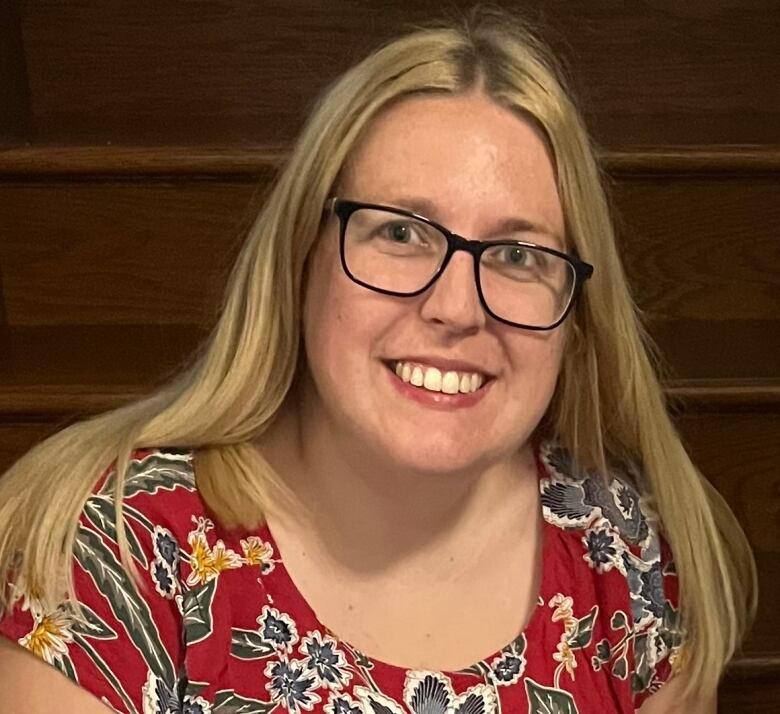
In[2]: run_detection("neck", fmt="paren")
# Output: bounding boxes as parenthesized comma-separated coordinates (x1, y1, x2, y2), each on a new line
(255, 384, 541, 575)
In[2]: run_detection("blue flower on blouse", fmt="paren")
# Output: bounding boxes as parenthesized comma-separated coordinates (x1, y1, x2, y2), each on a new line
(584, 528, 619, 569)
(265, 660, 320, 712)
(330, 698, 361, 714)
(493, 653, 525, 683)
(302, 632, 350, 688)
(152, 562, 175, 596)
(262, 613, 296, 649)
(154, 528, 179, 567)
(639, 563, 666, 618)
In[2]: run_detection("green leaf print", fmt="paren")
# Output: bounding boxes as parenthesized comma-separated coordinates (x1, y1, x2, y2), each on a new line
(230, 628, 276, 660)
(610, 610, 628, 631)
(102, 453, 195, 499)
(123, 457, 196, 499)
(182, 578, 217, 645)
(567, 605, 598, 649)
(74, 524, 175, 684)
(70, 602, 117, 640)
(83, 496, 148, 567)
(525, 678, 579, 714)
(612, 655, 628, 680)
(213, 689, 277, 713)
(53, 653, 78, 682)
(631, 633, 653, 693)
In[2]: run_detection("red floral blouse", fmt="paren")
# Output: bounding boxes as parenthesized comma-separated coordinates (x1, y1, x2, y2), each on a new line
(0, 443, 683, 713)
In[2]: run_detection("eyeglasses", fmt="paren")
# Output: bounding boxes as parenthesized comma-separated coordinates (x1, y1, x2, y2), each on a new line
(327, 198, 594, 330)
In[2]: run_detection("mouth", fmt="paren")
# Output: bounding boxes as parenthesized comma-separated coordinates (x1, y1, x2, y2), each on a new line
(382, 359, 494, 395)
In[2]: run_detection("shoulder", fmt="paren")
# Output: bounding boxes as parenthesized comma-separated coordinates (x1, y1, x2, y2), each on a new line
(537, 441, 685, 704)
(0, 446, 211, 713)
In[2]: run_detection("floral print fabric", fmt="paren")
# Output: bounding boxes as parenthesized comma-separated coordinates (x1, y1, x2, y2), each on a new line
(0, 443, 683, 713)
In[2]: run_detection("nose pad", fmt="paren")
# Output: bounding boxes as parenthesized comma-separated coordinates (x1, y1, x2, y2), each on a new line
(418, 251, 486, 330)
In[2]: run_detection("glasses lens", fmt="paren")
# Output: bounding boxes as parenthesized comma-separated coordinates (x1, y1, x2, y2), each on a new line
(343, 208, 447, 293)
(479, 244, 575, 328)
(341, 206, 578, 329)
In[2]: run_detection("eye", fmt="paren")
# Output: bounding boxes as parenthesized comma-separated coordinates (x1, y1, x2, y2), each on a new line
(502, 246, 534, 266)
(379, 220, 420, 244)
(487, 244, 540, 269)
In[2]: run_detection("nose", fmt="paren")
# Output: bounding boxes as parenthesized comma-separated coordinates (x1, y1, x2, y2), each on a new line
(418, 250, 486, 333)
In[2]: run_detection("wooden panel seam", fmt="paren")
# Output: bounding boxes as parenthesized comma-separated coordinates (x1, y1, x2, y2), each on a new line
(1, 378, 778, 421)
(0, 145, 779, 181)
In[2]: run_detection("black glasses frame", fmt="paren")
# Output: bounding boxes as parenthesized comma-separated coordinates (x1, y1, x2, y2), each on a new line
(327, 198, 594, 331)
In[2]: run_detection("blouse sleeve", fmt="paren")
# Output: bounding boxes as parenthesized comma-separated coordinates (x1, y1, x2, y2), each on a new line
(630, 532, 686, 708)
(0, 449, 196, 713)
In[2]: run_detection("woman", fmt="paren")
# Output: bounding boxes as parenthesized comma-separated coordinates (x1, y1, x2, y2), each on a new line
(0, 9, 755, 713)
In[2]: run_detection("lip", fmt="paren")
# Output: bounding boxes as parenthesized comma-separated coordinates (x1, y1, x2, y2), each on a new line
(386, 356, 496, 377)
(383, 361, 493, 410)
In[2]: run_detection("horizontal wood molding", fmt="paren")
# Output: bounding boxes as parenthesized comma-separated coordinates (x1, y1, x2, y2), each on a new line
(0, 377, 777, 422)
(666, 379, 780, 412)
(727, 655, 780, 678)
(1, 145, 779, 181)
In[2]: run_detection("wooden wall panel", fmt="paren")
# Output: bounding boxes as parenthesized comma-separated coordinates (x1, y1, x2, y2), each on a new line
(0, 182, 259, 325)
(675, 412, 780, 657)
(11, 1, 779, 148)
(0, 0, 32, 142)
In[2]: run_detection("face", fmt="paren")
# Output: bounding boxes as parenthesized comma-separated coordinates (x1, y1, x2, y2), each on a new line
(300, 91, 567, 475)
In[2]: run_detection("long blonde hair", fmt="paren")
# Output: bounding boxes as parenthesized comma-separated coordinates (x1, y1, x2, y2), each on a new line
(0, 7, 755, 700)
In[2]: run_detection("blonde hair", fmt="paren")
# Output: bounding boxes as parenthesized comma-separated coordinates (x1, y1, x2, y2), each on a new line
(0, 7, 755, 700)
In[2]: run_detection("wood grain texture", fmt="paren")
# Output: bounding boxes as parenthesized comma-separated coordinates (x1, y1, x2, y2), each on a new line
(720, 660, 780, 712)
(2, 145, 779, 180)
(0, 182, 259, 325)
(11, 1, 780, 148)
(0, 0, 32, 142)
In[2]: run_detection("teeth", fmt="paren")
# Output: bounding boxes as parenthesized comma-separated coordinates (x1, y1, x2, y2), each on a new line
(391, 361, 487, 394)
(423, 367, 442, 391)
(441, 371, 460, 394)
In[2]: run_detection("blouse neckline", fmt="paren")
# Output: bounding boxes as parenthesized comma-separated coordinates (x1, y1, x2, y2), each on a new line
(254, 448, 557, 677)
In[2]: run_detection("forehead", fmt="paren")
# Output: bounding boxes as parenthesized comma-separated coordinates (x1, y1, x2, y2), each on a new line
(339, 91, 564, 241)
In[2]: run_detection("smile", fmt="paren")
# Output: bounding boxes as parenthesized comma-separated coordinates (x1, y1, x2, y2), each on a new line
(390, 360, 489, 394)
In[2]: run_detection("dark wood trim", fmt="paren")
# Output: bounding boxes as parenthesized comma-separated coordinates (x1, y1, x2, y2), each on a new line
(726, 655, 780, 678)
(606, 146, 780, 177)
(1, 378, 777, 423)
(0, 145, 778, 182)
(0, 145, 288, 182)
(666, 379, 780, 413)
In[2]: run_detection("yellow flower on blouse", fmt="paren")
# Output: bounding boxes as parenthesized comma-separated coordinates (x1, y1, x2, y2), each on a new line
(553, 637, 578, 678)
(186, 526, 243, 586)
(19, 609, 74, 664)
(240, 536, 274, 571)
(549, 593, 577, 634)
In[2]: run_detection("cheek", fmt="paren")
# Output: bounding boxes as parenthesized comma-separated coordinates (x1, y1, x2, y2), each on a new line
(506, 330, 566, 401)
(302, 244, 378, 387)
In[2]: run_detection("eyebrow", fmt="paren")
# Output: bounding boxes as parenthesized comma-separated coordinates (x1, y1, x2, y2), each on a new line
(384, 195, 564, 246)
